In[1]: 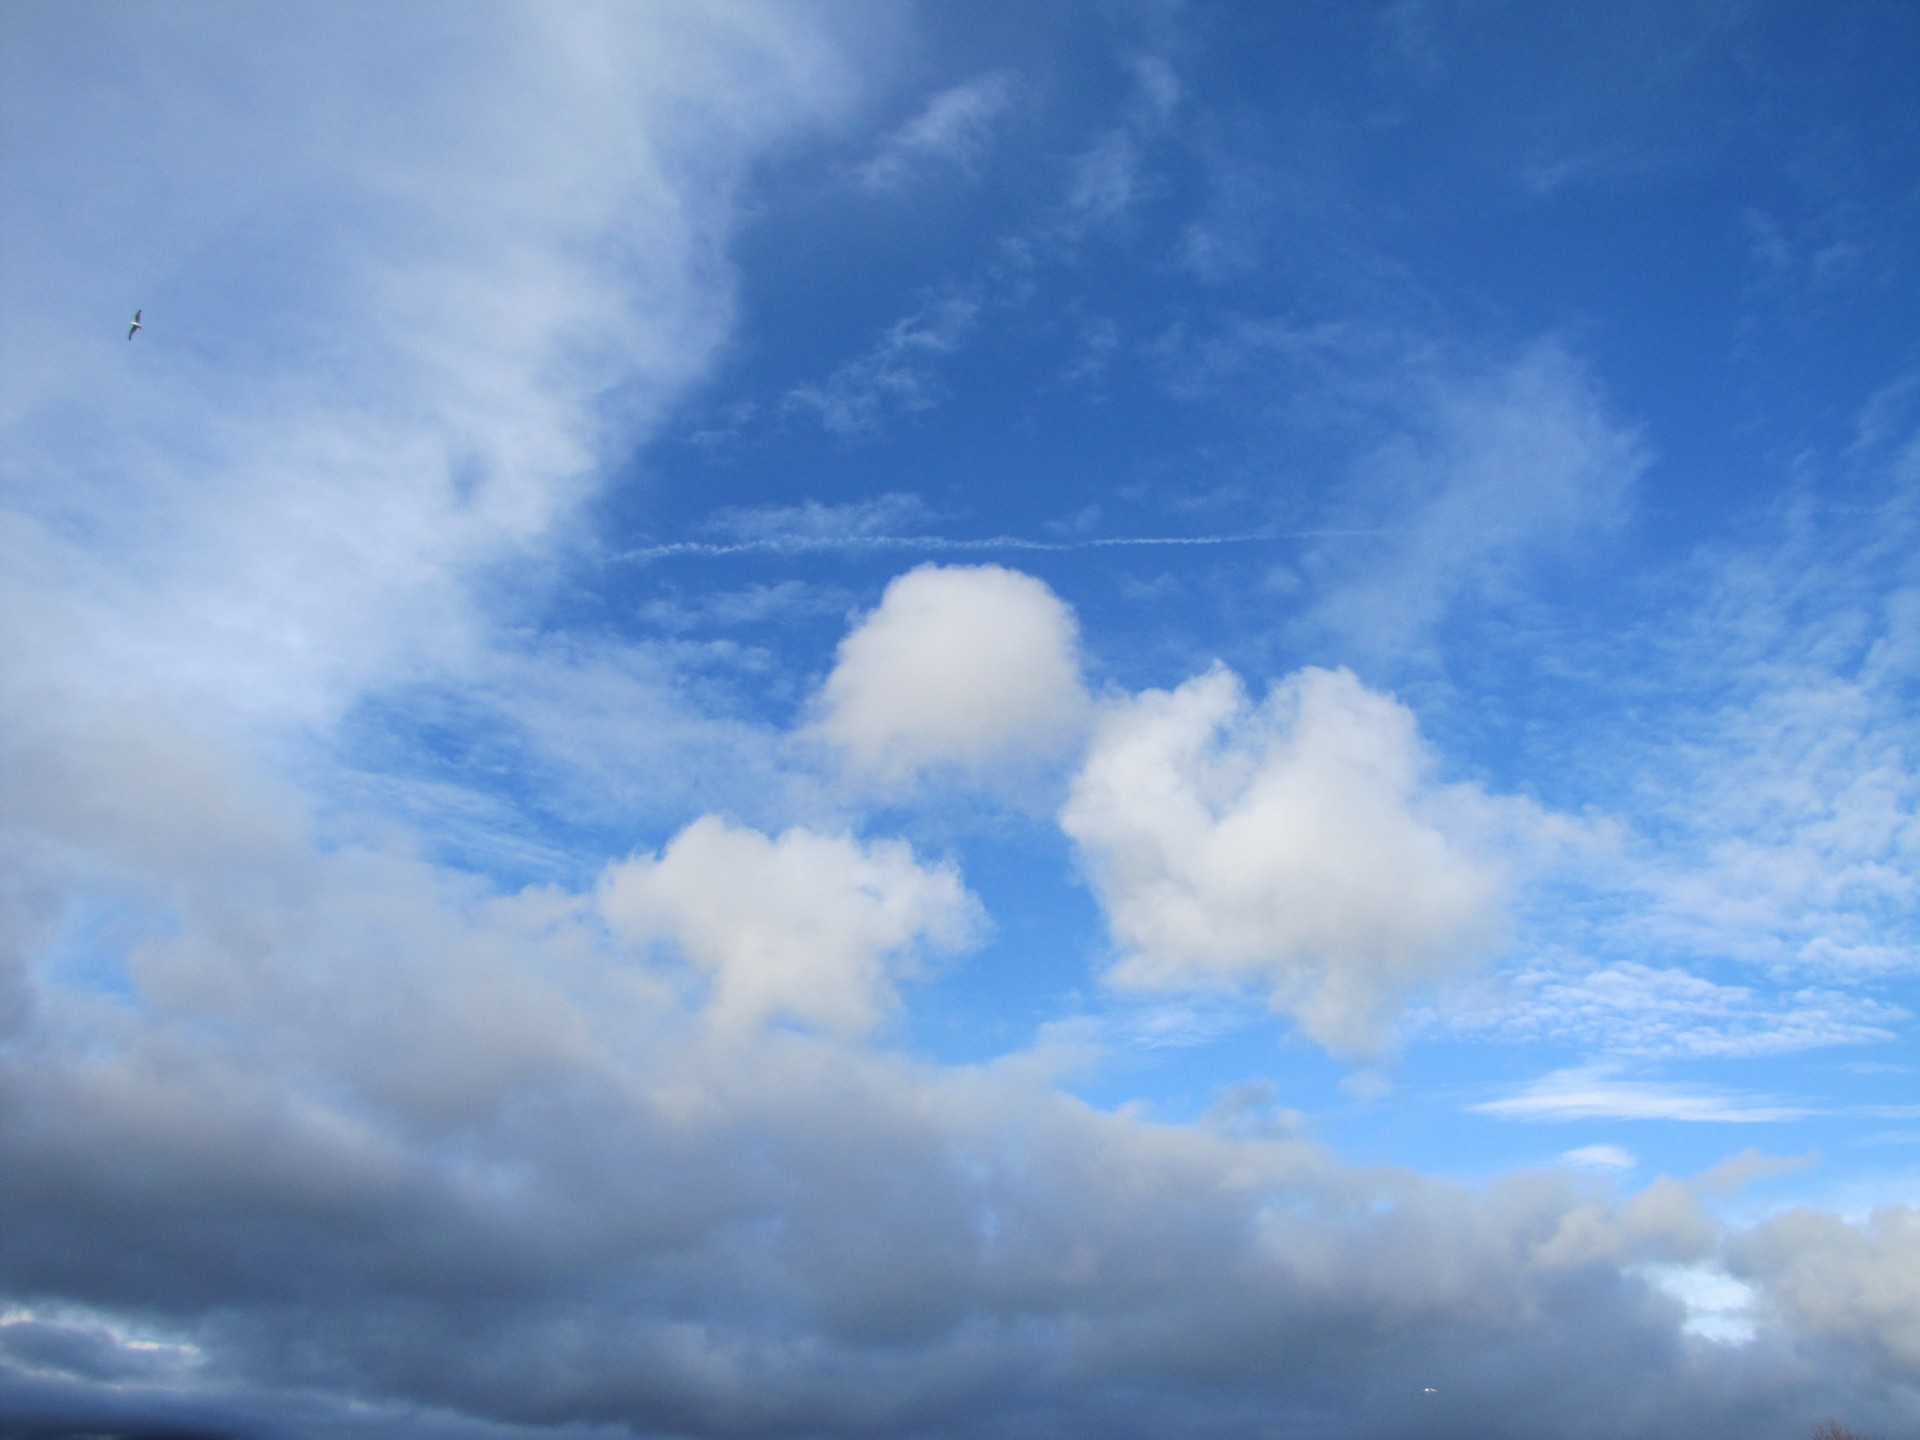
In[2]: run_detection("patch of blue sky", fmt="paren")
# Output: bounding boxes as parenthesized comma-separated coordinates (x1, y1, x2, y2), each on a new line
(32, 897, 179, 1009)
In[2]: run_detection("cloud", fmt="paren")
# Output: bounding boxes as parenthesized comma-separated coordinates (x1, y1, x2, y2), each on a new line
(854, 73, 1015, 192)
(1733, 1204, 1920, 1371)
(1562, 1144, 1638, 1171)
(599, 816, 981, 1035)
(810, 564, 1090, 788)
(705, 493, 943, 545)
(0, 2, 853, 735)
(0, 703, 1905, 1435)
(785, 292, 979, 434)
(1062, 131, 1141, 233)
(1302, 340, 1649, 660)
(1061, 664, 1515, 1055)
(1445, 960, 1906, 1058)
(1475, 1067, 1812, 1123)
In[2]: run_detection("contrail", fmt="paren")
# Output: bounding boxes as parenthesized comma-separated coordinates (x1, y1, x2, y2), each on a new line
(612, 529, 1385, 564)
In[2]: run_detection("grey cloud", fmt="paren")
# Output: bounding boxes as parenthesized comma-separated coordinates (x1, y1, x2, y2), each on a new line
(1, 752, 1912, 1439)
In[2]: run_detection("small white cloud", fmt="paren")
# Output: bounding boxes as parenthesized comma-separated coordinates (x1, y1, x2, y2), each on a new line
(1475, 1066, 1810, 1124)
(810, 564, 1090, 789)
(1061, 664, 1512, 1056)
(599, 816, 981, 1036)
(855, 73, 1014, 193)
(1560, 1143, 1637, 1171)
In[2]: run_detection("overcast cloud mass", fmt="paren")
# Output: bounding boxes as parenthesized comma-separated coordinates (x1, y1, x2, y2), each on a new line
(2, 3, 1918, 1437)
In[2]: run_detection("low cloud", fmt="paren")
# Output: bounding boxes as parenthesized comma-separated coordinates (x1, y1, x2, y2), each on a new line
(811, 564, 1091, 789)
(600, 816, 981, 1036)
(1733, 1204, 1920, 1370)
(1061, 664, 1510, 1054)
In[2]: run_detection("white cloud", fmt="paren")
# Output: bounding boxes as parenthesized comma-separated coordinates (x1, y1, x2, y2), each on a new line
(1562, 1143, 1637, 1171)
(599, 816, 980, 1036)
(1060, 664, 1515, 1055)
(0, 3, 853, 736)
(1474, 1067, 1810, 1124)
(810, 564, 1090, 788)
(1444, 960, 1906, 1058)
(854, 73, 1015, 192)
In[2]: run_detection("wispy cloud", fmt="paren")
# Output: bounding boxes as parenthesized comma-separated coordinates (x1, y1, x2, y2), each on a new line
(785, 293, 979, 433)
(1561, 1143, 1637, 1170)
(616, 527, 1379, 564)
(854, 73, 1015, 193)
(1443, 960, 1906, 1058)
(1475, 1067, 1812, 1123)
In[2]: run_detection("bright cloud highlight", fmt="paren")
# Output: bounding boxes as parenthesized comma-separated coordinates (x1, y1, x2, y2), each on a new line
(811, 564, 1090, 788)
(600, 817, 980, 1035)
(1062, 664, 1509, 1054)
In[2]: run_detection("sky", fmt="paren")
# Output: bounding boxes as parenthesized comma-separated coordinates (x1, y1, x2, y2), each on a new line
(1, 2, 1918, 1437)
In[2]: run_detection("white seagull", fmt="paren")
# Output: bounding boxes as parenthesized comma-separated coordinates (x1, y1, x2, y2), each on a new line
(127, 309, 143, 340)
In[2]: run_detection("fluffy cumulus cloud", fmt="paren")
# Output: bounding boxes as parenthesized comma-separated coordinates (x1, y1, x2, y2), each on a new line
(1062, 664, 1510, 1054)
(600, 817, 980, 1035)
(811, 564, 1091, 788)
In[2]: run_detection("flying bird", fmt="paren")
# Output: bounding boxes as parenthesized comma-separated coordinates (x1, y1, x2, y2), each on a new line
(127, 309, 143, 340)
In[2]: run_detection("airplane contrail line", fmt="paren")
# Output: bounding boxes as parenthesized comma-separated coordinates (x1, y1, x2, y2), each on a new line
(611, 529, 1387, 564)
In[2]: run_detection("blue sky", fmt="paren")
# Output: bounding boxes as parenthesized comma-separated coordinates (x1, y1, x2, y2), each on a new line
(2, 3, 1918, 1437)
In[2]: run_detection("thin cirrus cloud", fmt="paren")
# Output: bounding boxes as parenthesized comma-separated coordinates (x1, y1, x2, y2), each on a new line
(1475, 1067, 1813, 1124)
(853, 72, 1016, 193)
(784, 291, 980, 434)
